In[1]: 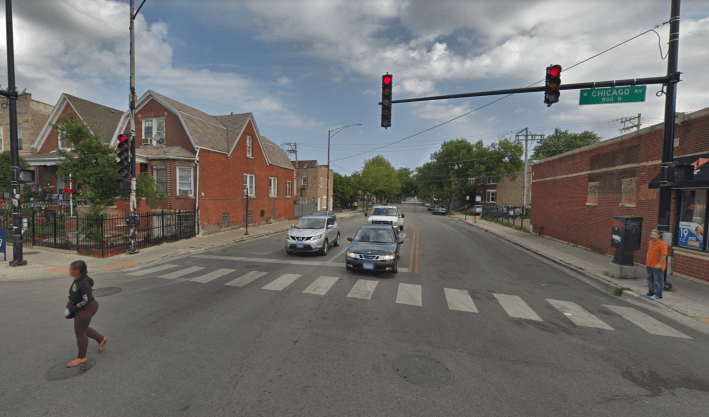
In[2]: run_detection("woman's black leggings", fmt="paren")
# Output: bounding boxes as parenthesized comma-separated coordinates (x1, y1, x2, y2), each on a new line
(74, 300, 103, 359)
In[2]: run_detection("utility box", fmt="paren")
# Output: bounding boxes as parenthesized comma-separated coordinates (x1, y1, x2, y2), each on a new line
(608, 216, 643, 278)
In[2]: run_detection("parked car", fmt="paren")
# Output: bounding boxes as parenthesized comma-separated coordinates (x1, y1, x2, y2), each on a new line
(313, 210, 336, 219)
(285, 216, 340, 255)
(432, 206, 446, 215)
(366, 205, 405, 231)
(427, 204, 433, 211)
(345, 225, 403, 273)
(473, 205, 483, 214)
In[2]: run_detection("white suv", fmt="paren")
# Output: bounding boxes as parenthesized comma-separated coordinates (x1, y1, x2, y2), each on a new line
(366, 205, 405, 231)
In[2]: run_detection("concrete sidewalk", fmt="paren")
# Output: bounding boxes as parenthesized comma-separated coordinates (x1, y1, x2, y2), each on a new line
(450, 213, 709, 326)
(1, 210, 360, 280)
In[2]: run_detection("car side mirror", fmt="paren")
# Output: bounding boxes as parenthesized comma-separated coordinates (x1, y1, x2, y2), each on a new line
(347, 237, 353, 241)
(327, 224, 334, 229)
(398, 240, 404, 244)
(401, 213, 405, 218)
(291, 224, 294, 228)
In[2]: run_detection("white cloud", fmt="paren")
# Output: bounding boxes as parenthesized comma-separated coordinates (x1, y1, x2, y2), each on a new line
(276, 76, 292, 86)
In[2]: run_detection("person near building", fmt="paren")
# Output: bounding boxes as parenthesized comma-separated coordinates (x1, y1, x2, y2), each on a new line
(644, 230, 669, 301)
(64, 260, 108, 367)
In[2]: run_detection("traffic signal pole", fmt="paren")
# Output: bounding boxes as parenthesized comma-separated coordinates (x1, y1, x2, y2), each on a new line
(4, 0, 26, 266)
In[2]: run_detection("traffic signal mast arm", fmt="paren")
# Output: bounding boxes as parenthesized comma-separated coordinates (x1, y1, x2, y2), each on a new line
(381, 74, 676, 105)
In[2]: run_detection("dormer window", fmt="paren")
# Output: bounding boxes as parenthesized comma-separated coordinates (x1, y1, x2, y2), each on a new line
(143, 118, 165, 145)
(59, 130, 68, 149)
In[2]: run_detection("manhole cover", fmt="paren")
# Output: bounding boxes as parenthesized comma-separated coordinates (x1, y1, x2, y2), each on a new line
(93, 287, 122, 297)
(393, 356, 452, 387)
(46, 358, 96, 381)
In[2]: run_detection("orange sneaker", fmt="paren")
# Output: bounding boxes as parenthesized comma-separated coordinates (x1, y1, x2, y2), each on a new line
(98, 337, 108, 353)
(66, 357, 88, 368)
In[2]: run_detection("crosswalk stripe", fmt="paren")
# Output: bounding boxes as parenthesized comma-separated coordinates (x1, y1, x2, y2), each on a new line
(347, 280, 378, 300)
(547, 300, 613, 330)
(494, 294, 543, 321)
(224, 271, 268, 287)
(303, 276, 339, 295)
(190, 268, 235, 283)
(444, 288, 478, 313)
(128, 264, 178, 276)
(159, 266, 206, 279)
(604, 305, 691, 338)
(262, 274, 302, 291)
(396, 283, 422, 306)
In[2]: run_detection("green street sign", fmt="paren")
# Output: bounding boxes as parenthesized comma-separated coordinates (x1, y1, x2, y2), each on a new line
(579, 86, 646, 105)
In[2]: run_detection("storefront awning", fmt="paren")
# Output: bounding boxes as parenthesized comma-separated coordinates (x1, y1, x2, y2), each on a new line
(649, 153, 709, 189)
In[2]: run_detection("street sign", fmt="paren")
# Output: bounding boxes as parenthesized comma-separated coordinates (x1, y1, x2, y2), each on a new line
(579, 86, 646, 105)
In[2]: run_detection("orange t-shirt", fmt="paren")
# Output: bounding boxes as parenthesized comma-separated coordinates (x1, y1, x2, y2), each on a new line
(646, 239, 669, 270)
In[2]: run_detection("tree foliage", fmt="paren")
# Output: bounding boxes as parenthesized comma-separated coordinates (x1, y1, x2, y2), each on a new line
(397, 167, 416, 197)
(333, 172, 358, 206)
(532, 128, 601, 159)
(354, 155, 401, 202)
(0, 151, 29, 195)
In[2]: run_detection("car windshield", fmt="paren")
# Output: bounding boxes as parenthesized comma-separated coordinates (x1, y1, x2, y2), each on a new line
(372, 208, 397, 216)
(313, 211, 330, 216)
(294, 218, 326, 229)
(354, 228, 396, 243)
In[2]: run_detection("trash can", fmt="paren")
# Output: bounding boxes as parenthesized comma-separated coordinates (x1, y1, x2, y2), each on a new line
(611, 216, 643, 266)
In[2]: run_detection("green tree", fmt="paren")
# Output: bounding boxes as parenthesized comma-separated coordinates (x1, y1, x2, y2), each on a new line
(397, 167, 416, 198)
(356, 155, 401, 203)
(332, 172, 358, 207)
(532, 128, 601, 159)
(0, 151, 29, 195)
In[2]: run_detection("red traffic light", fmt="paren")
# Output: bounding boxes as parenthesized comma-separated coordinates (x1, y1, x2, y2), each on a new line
(548, 65, 561, 78)
(118, 134, 127, 143)
(383, 75, 392, 85)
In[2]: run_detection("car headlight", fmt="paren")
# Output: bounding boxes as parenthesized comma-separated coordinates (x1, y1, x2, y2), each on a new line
(312, 234, 323, 239)
(346, 251, 357, 258)
(380, 254, 395, 260)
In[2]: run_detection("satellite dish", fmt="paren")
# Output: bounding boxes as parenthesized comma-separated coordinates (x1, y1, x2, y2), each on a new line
(153, 132, 165, 145)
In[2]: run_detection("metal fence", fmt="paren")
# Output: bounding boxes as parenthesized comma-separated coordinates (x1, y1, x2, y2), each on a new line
(480, 205, 531, 227)
(293, 203, 317, 218)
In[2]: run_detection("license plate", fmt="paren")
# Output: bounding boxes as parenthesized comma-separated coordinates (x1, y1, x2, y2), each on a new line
(363, 263, 374, 270)
(297, 244, 304, 248)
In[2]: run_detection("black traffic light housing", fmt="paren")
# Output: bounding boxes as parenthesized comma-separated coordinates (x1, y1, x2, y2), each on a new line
(117, 134, 131, 179)
(381, 74, 392, 128)
(544, 65, 562, 107)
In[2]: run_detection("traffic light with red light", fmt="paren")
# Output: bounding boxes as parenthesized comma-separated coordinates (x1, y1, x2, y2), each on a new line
(117, 134, 131, 179)
(381, 74, 393, 128)
(544, 65, 562, 107)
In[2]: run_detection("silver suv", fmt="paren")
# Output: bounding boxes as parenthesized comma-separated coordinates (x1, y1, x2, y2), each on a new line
(285, 216, 340, 255)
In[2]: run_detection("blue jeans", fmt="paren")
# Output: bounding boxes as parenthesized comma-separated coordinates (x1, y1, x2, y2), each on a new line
(646, 266, 664, 298)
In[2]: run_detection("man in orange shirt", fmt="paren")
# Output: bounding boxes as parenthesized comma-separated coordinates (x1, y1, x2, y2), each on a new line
(644, 229, 669, 301)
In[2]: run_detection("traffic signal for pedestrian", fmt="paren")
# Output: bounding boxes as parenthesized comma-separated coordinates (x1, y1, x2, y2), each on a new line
(117, 134, 131, 179)
(544, 65, 562, 107)
(381, 74, 393, 128)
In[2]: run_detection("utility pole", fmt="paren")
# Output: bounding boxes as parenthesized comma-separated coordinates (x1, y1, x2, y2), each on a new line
(515, 128, 544, 215)
(326, 124, 360, 212)
(5, 0, 25, 266)
(657, 0, 681, 241)
(617, 113, 642, 133)
(284, 142, 298, 201)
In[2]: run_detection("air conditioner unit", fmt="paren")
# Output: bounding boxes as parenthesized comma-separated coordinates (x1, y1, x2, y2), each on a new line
(179, 189, 190, 196)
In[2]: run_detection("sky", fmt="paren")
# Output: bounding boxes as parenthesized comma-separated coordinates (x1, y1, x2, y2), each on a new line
(1, 0, 708, 175)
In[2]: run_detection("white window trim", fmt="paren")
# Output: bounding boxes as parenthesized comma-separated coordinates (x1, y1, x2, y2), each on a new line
(244, 173, 255, 197)
(177, 166, 194, 196)
(486, 190, 496, 203)
(142, 117, 165, 146)
(302, 176, 308, 187)
(269, 177, 278, 197)
(246, 135, 253, 158)
(286, 181, 292, 197)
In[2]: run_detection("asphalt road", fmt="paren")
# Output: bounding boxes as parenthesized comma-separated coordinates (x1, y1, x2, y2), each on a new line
(2, 202, 709, 416)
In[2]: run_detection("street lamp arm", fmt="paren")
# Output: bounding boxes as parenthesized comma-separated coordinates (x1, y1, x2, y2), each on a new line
(326, 123, 360, 212)
(134, 0, 148, 18)
(329, 123, 361, 139)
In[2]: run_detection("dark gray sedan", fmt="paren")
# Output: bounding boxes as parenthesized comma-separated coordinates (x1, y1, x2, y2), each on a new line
(345, 225, 403, 274)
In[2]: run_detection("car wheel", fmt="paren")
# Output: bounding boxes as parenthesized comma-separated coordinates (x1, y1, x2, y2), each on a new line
(320, 239, 329, 256)
(285, 249, 293, 255)
(392, 261, 399, 274)
(333, 233, 340, 247)
(399, 225, 404, 231)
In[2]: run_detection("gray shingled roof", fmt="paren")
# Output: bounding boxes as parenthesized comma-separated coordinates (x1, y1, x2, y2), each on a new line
(213, 113, 251, 152)
(292, 160, 319, 169)
(136, 146, 195, 160)
(64, 94, 122, 144)
(261, 136, 295, 170)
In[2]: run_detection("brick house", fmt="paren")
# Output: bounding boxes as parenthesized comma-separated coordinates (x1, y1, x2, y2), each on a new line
(531, 107, 709, 283)
(467, 176, 498, 205)
(28, 93, 123, 195)
(292, 160, 333, 210)
(111, 90, 294, 234)
(0, 92, 54, 157)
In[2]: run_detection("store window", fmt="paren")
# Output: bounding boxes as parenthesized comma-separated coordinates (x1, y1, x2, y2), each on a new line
(677, 190, 707, 251)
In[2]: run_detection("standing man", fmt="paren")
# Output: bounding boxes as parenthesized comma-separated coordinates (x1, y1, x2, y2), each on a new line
(644, 229, 669, 301)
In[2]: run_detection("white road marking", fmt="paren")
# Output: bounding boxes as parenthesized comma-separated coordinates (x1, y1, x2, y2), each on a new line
(196, 254, 341, 267)
(604, 305, 691, 338)
(128, 264, 178, 276)
(444, 288, 478, 313)
(224, 271, 268, 287)
(396, 283, 422, 306)
(399, 268, 409, 273)
(494, 294, 543, 321)
(262, 274, 302, 291)
(326, 248, 349, 264)
(547, 300, 613, 330)
(399, 233, 407, 238)
(347, 280, 378, 300)
(190, 268, 235, 283)
(303, 276, 339, 295)
(159, 266, 205, 279)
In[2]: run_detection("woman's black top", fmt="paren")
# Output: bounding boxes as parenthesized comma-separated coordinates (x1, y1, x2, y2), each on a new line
(68, 275, 95, 313)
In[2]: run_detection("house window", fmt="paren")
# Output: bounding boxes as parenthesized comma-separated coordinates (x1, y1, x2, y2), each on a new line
(140, 163, 149, 175)
(243, 173, 255, 196)
(677, 190, 707, 251)
(153, 166, 167, 193)
(221, 213, 229, 229)
(486, 190, 496, 203)
(468, 178, 474, 185)
(17, 125, 22, 150)
(621, 178, 636, 207)
(269, 177, 278, 197)
(486, 177, 495, 184)
(142, 118, 165, 145)
(322, 196, 327, 209)
(299, 197, 307, 204)
(59, 130, 68, 149)
(57, 173, 65, 190)
(587, 181, 599, 206)
(302, 176, 308, 188)
(246, 135, 253, 157)
(177, 167, 193, 196)
(286, 181, 292, 197)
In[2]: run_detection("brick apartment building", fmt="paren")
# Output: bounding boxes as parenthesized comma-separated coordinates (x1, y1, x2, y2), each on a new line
(531, 107, 709, 283)
(292, 160, 333, 211)
(495, 166, 533, 207)
(0, 92, 54, 158)
(468, 176, 498, 205)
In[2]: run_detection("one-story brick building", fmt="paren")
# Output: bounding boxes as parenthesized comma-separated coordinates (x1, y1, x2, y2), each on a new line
(531, 107, 709, 282)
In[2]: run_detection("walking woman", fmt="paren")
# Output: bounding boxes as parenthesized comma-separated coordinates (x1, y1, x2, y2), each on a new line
(64, 260, 108, 367)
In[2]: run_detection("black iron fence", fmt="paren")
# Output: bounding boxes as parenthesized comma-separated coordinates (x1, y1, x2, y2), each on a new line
(481, 205, 531, 226)
(0, 208, 198, 258)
